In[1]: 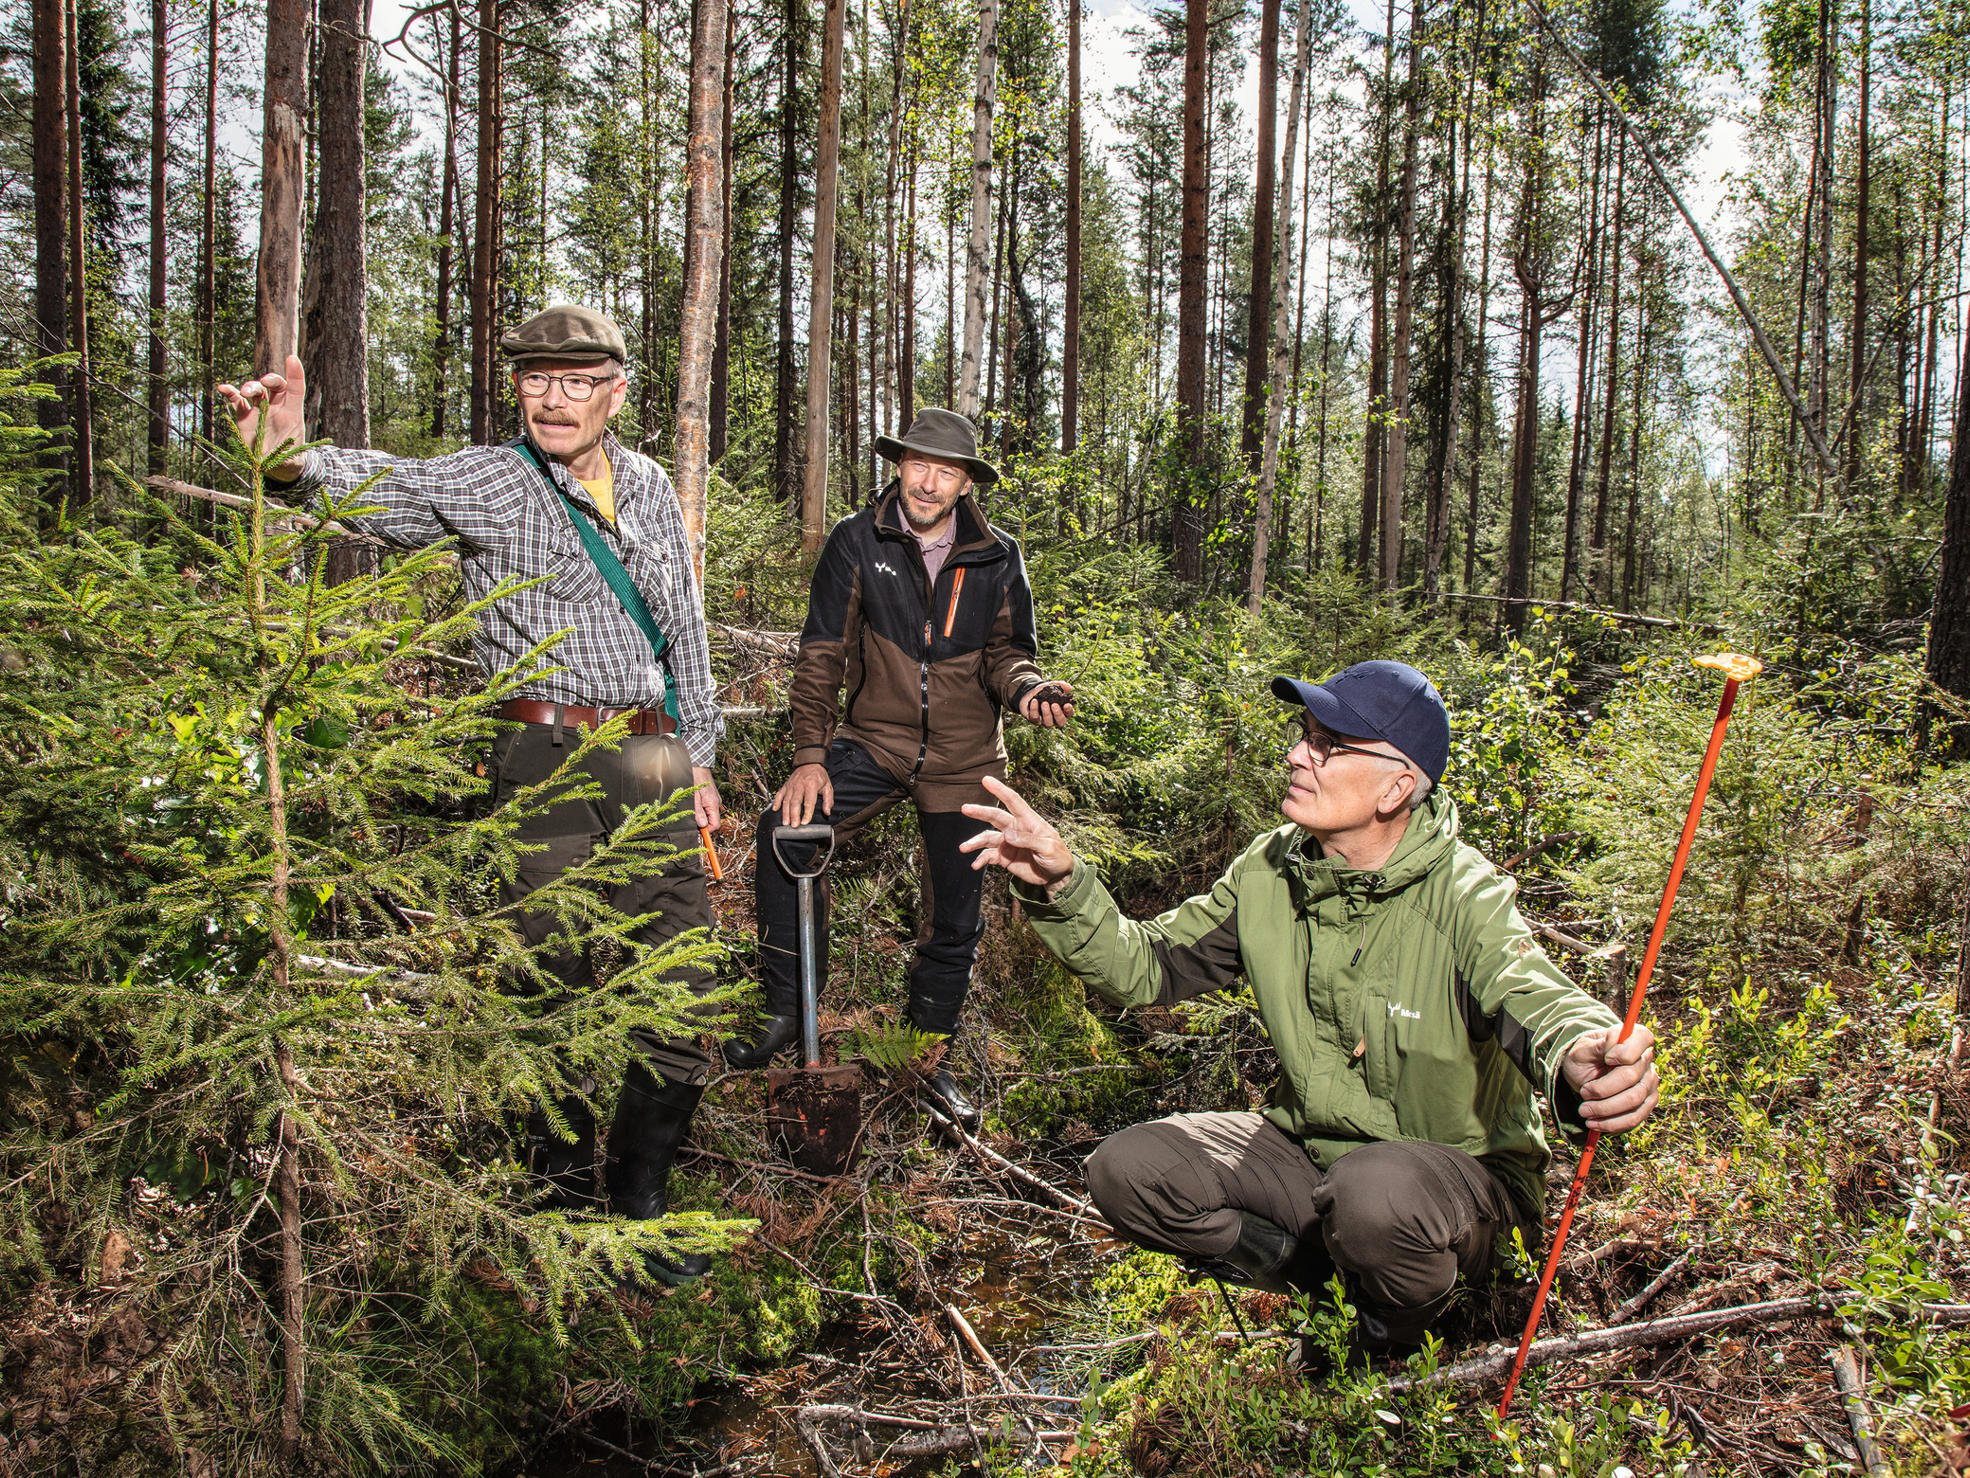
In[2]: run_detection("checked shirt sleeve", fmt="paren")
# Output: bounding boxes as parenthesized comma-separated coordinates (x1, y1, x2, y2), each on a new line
(286, 445, 525, 549)
(636, 459, 724, 768)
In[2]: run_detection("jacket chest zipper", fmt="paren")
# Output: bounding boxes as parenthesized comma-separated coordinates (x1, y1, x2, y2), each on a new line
(909, 557, 937, 783)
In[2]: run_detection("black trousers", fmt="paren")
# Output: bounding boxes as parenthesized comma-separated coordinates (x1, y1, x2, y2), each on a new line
(1084, 1112, 1532, 1341)
(490, 723, 715, 1087)
(754, 739, 985, 1036)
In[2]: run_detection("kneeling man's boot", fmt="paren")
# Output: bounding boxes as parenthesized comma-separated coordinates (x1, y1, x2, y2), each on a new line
(923, 1065, 982, 1132)
(1190, 1212, 1307, 1296)
(1347, 1286, 1454, 1367)
(606, 1063, 711, 1285)
(722, 1012, 799, 1069)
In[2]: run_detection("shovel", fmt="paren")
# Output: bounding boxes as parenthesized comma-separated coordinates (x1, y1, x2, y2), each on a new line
(764, 823, 863, 1176)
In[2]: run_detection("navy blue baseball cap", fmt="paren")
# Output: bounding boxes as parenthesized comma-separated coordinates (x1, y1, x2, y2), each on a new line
(1270, 661, 1451, 784)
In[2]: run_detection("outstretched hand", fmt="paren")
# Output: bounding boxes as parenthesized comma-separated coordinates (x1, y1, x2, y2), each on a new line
(959, 775, 1076, 894)
(216, 354, 308, 480)
(1561, 1022, 1660, 1134)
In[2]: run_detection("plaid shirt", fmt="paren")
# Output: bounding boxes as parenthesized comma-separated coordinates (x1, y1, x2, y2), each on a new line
(292, 433, 723, 766)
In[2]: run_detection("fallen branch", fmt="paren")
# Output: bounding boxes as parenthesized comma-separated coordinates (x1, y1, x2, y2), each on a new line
(925, 1105, 1112, 1231)
(947, 1303, 1043, 1452)
(1439, 592, 1698, 630)
(1608, 1246, 1695, 1325)
(1828, 1346, 1893, 1478)
(1392, 1297, 1970, 1394)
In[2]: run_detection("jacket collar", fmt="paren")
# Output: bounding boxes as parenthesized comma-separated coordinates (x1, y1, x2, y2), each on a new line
(1283, 789, 1460, 904)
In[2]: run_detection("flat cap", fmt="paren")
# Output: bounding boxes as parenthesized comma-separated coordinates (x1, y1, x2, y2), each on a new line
(499, 303, 627, 366)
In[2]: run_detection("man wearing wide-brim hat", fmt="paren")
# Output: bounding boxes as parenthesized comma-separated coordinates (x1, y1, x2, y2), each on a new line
(220, 304, 727, 1287)
(722, 409, 1074, 1129)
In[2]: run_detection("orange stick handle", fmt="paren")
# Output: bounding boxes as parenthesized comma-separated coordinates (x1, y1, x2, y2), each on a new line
(1496, 655, 1759, 1419)
(699, 824, 724, 882)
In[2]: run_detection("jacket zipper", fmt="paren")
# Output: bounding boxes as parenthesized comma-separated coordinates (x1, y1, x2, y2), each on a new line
(909, 553, 937, 783)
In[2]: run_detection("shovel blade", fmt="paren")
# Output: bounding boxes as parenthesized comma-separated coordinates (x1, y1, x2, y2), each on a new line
(765, 1065, 864, 1176)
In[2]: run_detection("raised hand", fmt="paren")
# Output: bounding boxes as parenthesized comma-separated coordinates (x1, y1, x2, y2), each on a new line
(216, 354, 308, 479)
(1561, 1022, 1660, 1134)
(959, 775, 1075, 893)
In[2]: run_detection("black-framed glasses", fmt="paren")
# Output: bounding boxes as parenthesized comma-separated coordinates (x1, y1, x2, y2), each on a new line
(515, 369, 618, 402)
(1284, 712, 1408, 767)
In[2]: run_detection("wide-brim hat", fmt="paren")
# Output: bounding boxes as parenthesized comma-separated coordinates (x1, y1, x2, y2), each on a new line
(873, 408, 998, 486)
(499, 303, 627, 367)
(1270, 661, 1451, 784)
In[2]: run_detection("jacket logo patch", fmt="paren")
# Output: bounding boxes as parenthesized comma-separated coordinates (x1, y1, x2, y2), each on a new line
(1387, 1003, 1421, 1020)
(874, 560, 899, 577)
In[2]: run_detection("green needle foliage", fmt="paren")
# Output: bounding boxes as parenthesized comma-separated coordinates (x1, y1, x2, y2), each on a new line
(0, 415, 748, 1472)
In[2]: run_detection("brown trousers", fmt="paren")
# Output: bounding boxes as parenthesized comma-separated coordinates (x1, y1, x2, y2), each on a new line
(490, 724, 715, 1087)
(1085, 1112, 1531, 1334)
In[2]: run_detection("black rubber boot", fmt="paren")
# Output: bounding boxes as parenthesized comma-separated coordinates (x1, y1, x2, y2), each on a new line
(524, 1096, 597, 1209)
(922, 1065, 982, 1132)
(606, 1064, 711, 1285)
(721, 1012, 800, 1069)
(1189, 1212, 1307, 1295)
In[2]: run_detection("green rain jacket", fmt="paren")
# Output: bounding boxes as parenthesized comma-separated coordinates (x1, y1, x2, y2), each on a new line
(1016, 790, 1620, 1222)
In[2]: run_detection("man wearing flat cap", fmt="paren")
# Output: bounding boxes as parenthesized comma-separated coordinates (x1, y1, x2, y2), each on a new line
(722, 409, 1073, 1129)
(219, 305, 725, 1285)
(961, 660, 1660, 1361)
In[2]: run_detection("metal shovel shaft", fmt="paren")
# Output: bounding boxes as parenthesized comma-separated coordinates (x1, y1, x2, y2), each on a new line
(796, 874, 821, 1068)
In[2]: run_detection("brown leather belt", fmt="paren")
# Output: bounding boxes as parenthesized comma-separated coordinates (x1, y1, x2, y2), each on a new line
(495, 699, 677, 736)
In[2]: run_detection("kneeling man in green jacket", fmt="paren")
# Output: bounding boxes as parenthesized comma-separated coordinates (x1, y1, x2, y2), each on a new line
(961, 660, 1658, 1358)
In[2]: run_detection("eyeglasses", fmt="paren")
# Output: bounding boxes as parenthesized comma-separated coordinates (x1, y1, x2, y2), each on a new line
(1284, 712, 1409, 767)
(515, 369, 618, 402)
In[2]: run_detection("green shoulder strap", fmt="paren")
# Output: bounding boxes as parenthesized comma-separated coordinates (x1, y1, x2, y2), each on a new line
(512, 439, 680, 724)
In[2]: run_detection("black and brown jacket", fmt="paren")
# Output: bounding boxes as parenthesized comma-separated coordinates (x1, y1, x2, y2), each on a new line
(789, 483, 1045, 811)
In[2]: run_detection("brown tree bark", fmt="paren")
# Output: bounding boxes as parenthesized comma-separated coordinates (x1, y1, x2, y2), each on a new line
(469, 0, 502, 444)
(1845, 0, 1870, 493)
(1062, 0, 1081, 456)
(1379, 1, 1422, 592)
(257, 0, 309, 375)
(1929, 319, 1970, 746)
(309, 0, 370, 452)
(1172, 0, 1210, 584)
(772, 0, 804, 504)
(64, 0, 92, 506)
(1247, 0, 1313, 612)
(801, 0, 846, 551)
(1422, 0, 1481, 601)
(957, 0, 997, 419)
(431, 2, 461, 439)
(1239, 0, 1281, 470)
(1561, 108, 1604, 602)
(676, 0, 728, 576)
(147, 0, 169, 474)
(198, 0, 219, 443)
(1502, 57, 1549, 629)
(709, 7, 737, 464)
(32, 0, 68, 489)
(1358, 0, 1395, 574)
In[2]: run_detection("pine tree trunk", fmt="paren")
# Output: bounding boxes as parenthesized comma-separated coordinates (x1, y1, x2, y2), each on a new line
(1380, 2, 1422, 592)
(801, 0, 846, 550)
(257, 0, 308, 375)
(709, 10, 736, 464)
(1423, 0, 1481, 601)
(64, 0, 91, 505)
(311, 0, 369, 451)
(1172, 0, 1210, 584)
(957, 0, 997, 419)
(1502, 59, 1547, 630)
(1062, 0, 1081, 455)
(198, 0, 219, 444)
(772, 0, 801, 503)
(1592, 135, 1625, 600)
(676, 0, 727, 575)
(1240, 0, 1281, 470)
(469, 0, 501, 444)
(1561, 109, 1604, 602)
(1247, 0, 1313, 612)
(431, 3, 460, 439)
(147, 0, 168, 474)
(1845, 0, 1870, 493)
(33, 0, 68, 501)
(1925, 313, 1970, 748)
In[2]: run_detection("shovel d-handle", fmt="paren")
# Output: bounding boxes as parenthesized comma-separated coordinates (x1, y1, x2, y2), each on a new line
(771, 823, 836, 880)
